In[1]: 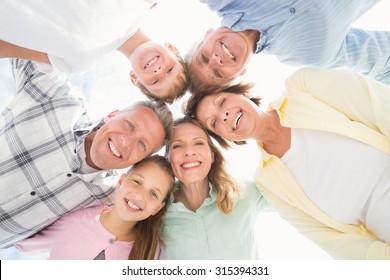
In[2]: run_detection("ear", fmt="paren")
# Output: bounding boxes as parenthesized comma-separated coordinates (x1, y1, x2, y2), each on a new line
(164, 43, 179, 55)
(116, 173, 127, 189)
(238, 68, 247, 77)
(151, 202, 165, 216)
(205, 28, 214, 36)
(150, 2, 157, 9)
(104, 109, 120, 122)
(129, 70, 138, 86)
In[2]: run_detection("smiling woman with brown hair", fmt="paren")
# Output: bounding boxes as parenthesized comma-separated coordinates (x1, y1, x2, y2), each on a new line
(185, 67, 390, 260)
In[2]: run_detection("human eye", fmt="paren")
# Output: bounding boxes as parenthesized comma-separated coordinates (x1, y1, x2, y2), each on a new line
(127, 121, 134, 130)
(152, 80, 159, 85)
(214, 70, 223, 78)
(172, 143, 182, 149)
(167, 67, 173, 73)
(132, 179, 141, 185)
(211, 119, 216, 129)
(201, 53, 209, 63)
(139, 141, 146, 152)
(195, 141, 204, 146)
(219, 98, 225, 108)
(150, 190, 159, 199)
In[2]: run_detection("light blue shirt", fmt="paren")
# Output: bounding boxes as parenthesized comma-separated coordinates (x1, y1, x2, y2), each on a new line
(160, 181, 270, 260)
(200, 0, 390, 84)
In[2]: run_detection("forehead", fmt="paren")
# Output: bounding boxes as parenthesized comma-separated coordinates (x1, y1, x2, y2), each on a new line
(172, 122, 207, 140)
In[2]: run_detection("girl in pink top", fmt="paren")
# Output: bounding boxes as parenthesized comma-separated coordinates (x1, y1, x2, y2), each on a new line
(16, 155, 175, 260)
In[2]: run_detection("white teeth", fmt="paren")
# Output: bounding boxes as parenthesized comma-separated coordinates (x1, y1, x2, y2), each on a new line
(181, 162, 201, 168)
(145, 56, 158, 68)
(233, 112, 242, 130)
(221, 43, 235, 60)
(127, 200, 140, 210)
(109, 141, 121, 158)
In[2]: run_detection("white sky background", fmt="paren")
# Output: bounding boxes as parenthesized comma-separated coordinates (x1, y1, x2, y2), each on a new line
(0, 0, 389, 260)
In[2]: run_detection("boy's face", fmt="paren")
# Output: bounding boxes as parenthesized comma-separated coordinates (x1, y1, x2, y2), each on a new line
(129, 42, 185, 99)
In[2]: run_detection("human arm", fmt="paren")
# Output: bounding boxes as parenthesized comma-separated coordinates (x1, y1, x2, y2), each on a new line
(262, 189, 390, 260)
(0, 40, 49, 63)
(284, 67, 390, 137)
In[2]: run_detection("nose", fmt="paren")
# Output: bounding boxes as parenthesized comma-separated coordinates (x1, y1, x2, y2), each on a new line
(120, 134, 135, 149)
(209, 53, 222, 66)
(184, 145, 196, 156)
(219, 110, 229, 123)
(153, 65, 162, 74)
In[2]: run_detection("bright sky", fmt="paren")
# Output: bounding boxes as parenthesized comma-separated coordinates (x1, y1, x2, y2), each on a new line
(1, 0, 389, 260)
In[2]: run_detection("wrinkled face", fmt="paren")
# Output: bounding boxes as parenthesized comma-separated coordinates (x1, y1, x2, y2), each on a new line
(189, 27, 252, 87)
(114, 162, 171, 222)
(129, 41, 185, 99)
(196, 92, 260, 142)
(168, 123, 214, 184)
(90, 106, 165, 169)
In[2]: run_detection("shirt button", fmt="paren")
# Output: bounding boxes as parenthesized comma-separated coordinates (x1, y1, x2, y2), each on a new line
(108, 238, 115, 244)
(30, 191, 36, 196)
(67, 173, 72, 177)
(289, 7, 296, 13)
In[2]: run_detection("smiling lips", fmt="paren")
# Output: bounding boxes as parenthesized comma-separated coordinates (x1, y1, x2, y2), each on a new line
(126, 198, 142, 211)
(233, 111, 243, 130)
(109, 140, 121, 158)
(221, 43, 235, 61)
(144, 56, 159, 69)
(181, 161, 201, 169)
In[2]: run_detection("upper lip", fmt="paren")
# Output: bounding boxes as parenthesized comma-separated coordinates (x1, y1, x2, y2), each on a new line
(109, 140, 123, 158)
(144, 56, 159, 69)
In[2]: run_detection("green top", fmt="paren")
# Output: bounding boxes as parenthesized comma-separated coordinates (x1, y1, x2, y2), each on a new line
(160, 181, 270, 260)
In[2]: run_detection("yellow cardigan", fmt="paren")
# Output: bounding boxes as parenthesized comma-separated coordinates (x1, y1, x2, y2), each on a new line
(254, 67, 390, 259)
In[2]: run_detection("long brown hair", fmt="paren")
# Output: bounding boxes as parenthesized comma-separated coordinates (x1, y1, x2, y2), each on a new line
(166, 117, 240, 215)
(127, 155, 175, 260)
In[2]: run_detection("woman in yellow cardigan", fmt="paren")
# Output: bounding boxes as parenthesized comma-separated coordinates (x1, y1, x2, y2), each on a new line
(185, 67, 390, 259)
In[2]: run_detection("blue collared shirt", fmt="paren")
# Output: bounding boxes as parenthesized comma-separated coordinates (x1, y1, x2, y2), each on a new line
(200, 0, 390, 84)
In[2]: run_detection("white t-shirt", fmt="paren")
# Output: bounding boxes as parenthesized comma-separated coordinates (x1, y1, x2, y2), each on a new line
(0, 0, 154, 73)
(282, 128, 390, 243)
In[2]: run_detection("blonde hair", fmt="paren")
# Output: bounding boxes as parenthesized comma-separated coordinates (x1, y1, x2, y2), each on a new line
(137, 55, 190, 104)
(166, 117, 240, 215)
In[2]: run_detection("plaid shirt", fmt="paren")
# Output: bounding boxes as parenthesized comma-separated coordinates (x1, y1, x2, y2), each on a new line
(0, 59, 116, 248)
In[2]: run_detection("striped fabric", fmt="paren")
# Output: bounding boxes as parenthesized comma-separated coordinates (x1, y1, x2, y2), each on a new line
(201, 0, 390, 84)
(0, 59, 115, 248)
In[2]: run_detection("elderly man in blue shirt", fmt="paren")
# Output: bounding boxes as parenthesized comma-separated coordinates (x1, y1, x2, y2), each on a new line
(187, 0, 390, 91)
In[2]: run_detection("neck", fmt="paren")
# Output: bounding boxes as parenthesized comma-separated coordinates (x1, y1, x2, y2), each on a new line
(176, 179, 210, 212)
(84, 131, 101, 170)
(243, 29, 260, 53)
(100, 207, 137, 242)
(117, 29, 150, 59)
(256, 110, 291, 157)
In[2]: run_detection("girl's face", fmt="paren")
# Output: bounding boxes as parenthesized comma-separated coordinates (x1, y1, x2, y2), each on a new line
(114, 162, 171, 222)
(196, 92, 260, 142)
(168, 123, 214, 184)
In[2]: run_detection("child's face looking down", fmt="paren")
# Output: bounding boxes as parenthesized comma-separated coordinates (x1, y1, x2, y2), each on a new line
(129, 41, 185, 99)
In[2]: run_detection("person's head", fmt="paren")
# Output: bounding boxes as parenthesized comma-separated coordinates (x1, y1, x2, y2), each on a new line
(129, 42, 190, 104)
(88, 101, 173, 170)
(114, 155, 175, 260)
(185, 83, 261, 149)
(166, 117, 239, 214)
(186, 27, 257, 93)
